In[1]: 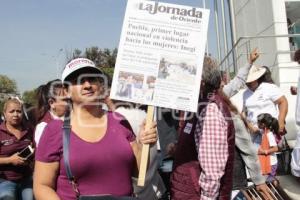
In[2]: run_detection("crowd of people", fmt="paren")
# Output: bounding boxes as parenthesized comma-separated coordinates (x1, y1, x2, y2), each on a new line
(0, 49, 300, 200)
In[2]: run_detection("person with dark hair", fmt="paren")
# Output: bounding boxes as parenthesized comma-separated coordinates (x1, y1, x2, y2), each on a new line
(243, 65, 288, 136)
(171, 56, 235, 200)
(255, 113, 279, 183)
(217, 52, 272, 199)
(294, 49, 300, 64)
(290, 49, 300, 95)
(33, 58, 157, 200)
(217, 91, 272, 199)
(261, 66, 274, 84)
(34, 79, 67, 146)
(156, 49, 259, 199)
(288, 18, 295, 47)
(0, 98, 34, 200)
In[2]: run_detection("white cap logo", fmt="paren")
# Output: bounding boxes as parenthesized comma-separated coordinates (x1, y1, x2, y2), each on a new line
(62, 58, 102, 83)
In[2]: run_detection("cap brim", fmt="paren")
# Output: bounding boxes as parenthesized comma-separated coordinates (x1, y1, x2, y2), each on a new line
(63, 67, 103, 83)
(246, 69, 266, 83)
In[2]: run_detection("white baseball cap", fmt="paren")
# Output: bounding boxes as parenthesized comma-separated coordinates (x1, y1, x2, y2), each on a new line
(246, 65, 266, 83)
(62, 58, 103, 83)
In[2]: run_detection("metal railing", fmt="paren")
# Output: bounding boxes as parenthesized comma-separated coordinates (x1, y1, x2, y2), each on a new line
(219, 34, 300, 76)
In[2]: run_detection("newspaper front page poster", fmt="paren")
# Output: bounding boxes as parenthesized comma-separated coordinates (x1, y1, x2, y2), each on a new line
(110, 0, 210, 112)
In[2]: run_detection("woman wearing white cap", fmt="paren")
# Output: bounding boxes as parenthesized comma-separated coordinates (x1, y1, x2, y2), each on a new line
(242, 65, 288, 186)
(33, 58, 157, 200)
(242, 65, 288, 135)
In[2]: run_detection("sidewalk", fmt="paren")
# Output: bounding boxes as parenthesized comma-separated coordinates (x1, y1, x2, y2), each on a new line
(277, 175, 300, 200)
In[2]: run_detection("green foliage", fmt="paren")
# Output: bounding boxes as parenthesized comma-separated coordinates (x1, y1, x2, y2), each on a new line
(85, 46, 100, 65)
(0, 101, 4, 116)
(0, 74, 18, 115)
(22, 89, 38, 107)
(71, 47, 118, 68)
(73, 49, 82, 58)
(101, 67, 115, 86)
(0, 74, 17, 93)
(101, 67, 114, 78)
(70, 47, 118, 87)
(102, 48, 118, 68)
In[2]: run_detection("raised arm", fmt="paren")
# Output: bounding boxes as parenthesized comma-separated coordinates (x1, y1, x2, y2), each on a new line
(223, 48, 259, 97)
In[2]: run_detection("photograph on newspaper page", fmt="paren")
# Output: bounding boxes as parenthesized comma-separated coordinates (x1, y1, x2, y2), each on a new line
(110, 0, 210, 112)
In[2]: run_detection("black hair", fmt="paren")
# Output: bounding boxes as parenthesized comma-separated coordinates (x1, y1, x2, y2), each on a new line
(35, 79, 65, 122)
(257, 113, 279, 134)
(295, 49, 300, 64)
(257, 66, 274, 84)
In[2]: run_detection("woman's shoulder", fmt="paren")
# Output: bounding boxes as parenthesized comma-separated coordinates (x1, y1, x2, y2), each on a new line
(42, 120, 64, 137)
(260, 82, 279, 89)
(107, 111, 133, 132)
(36, 120, 63, 149)
(35, 121, 48, 131)
(47, 119, 63, 127)
(35, 119, 63, 162)
(38, 111, 53, 124)
(260, 82, 283, 98)
(108, 111, 128, 124)
(108, 111, 126, 121)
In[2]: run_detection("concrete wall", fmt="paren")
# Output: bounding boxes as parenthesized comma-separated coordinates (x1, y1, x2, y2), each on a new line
(232, 0, 292, 79)
(231, 0, 299, 143)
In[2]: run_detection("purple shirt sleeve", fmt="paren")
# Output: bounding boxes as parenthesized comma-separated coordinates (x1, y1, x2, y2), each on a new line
(36, 114, 136, 163)
(125, 124, 136, 143)
(35, 112, 137, 199)
(114, 112, 136, 143)
(35, 120, 63, 162)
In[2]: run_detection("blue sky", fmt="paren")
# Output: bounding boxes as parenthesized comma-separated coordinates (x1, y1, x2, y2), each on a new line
(0, 0, 223, 94)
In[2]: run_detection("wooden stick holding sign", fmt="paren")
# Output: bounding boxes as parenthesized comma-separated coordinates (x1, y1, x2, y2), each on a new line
(111, 0, 210, 187)
(137, 105, 154, 186)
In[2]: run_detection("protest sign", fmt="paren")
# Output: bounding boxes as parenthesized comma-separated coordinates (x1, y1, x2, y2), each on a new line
(111, 0, 210, 113)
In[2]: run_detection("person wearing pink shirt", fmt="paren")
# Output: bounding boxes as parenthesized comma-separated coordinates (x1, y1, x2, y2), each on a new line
(33, 58, 157, 200)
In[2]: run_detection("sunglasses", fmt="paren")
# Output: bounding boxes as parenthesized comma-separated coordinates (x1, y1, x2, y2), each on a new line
(8, 96, 23, 104)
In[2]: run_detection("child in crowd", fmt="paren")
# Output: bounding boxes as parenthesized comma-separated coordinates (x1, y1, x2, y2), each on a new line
(254, 113, 279, 184)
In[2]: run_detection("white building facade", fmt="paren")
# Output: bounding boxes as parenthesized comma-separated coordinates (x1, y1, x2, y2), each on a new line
(227, 0, 300, 145)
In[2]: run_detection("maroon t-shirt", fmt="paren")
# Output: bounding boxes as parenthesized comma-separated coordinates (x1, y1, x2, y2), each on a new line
(35, 112, 136, 200)
(0, 123, 33, 181)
